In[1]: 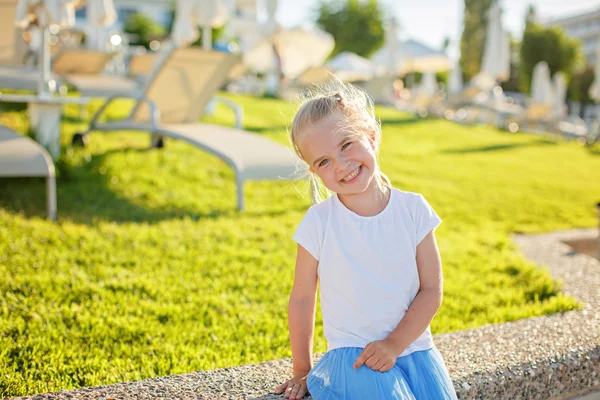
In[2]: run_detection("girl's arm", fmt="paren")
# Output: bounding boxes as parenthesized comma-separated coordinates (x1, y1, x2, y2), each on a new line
(288, 244, 319, 376)
(353, 230, 443, 371)
(385, 230, 443, 353)
(275, 245, 319, 399)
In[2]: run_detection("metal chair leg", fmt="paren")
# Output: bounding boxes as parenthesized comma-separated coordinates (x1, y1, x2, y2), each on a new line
(47, 175, 57, 221)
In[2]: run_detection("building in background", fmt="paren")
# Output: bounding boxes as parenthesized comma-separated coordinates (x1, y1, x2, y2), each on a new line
(544, 6, 600, 66)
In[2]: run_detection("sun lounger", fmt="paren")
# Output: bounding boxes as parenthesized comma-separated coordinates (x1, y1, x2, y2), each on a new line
(0, 48, 115, 91)
(0, 125, 56, 220)
(63, 50, 165, 98)
(504, 103, 555, 133)
(77, 46, 302, 211)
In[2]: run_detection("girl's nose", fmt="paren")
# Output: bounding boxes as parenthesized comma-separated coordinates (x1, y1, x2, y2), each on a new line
(335, 157, 350, 173)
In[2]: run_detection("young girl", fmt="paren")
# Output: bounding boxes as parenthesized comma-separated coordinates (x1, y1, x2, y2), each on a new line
(274, 81, 457, 400)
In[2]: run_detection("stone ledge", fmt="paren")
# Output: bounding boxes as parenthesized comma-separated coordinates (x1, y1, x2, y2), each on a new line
(14, 229, 600, 400)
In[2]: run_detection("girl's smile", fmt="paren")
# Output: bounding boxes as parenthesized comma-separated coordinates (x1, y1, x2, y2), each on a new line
(340, 165, 362, 183)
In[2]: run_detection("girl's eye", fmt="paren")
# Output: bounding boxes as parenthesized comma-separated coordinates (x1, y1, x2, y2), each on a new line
(342, 142, 352, 150)
(319, 159, 329, 167)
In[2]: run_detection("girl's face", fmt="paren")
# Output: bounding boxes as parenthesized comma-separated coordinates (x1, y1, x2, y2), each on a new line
(297, 111, 378, 196)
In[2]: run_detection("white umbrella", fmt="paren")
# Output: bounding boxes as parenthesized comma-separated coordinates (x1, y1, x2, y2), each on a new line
(298, 66, 331, 84)
(531, 61, 554, 106)
(471, 1, 510, 91)
(15, 0, 78, 96)
(171, 0, 231, 49)
(86, 0, 116, 26)
(448, 65, 463, 96)
(371, 39, 450, 75)
(230, 16, 261, 54)
(589, 39, 600, 101)
(370, 18, 399, 76)
(15, 0, 77, 28)
(398, 39, 450, 74)
(85, 0, 117, 50)
(264, 0, 278, 36)
(386, 18, 400, 76)
(417, 72, 437, 97)
(263, 0, 279, 95)
(172, 0, 201, 47)
(236, 0, 256, 16)
(243, 27, 334, 80)
(325, 51, 375, 82)
(553, 72, 567, 119)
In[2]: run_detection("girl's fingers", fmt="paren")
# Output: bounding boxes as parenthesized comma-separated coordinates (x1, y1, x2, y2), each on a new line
(370, 358, 385, 371)
(378, 362, 392, 372)
(290, 384, 301, 399)
(365, 354, 380, 368)
(353, 345, 375, 369)
(295, 386, 307, 399)
(275, 381, 289, 394)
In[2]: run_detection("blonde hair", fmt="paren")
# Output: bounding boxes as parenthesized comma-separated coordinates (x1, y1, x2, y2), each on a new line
(290, 78, 390, 204)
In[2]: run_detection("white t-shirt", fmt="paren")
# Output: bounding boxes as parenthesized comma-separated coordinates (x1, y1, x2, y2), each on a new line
(293, 188, 442, 357)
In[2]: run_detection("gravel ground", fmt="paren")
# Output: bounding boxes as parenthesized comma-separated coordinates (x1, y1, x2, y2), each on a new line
(12, 229, 600, 400)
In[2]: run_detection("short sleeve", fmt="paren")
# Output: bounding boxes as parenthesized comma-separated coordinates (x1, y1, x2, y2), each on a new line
(292, 207, 321, 261)
(415, 194, 442, 245)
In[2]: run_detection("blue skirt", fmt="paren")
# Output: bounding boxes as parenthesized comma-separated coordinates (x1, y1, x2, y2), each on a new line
(307, 347, 457, 400)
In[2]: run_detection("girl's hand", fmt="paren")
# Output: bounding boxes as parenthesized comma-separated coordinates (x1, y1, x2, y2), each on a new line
(353, 339, 399, 372)
(274, 374, 309, 399)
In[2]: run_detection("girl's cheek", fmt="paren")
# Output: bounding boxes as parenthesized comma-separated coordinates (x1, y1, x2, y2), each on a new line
(356, 140, 369, 152)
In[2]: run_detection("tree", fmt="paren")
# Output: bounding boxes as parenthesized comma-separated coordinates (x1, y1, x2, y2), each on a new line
(568, 65, 595, 107)
(165, 10, 225, 48)
(316, 0, 385, 58)
(519, 23, 583, 94)
(459, 0, 494, 81)
(124, 13, 166, 49)
(441, 36, 451, 52)
(525, 4, 537, 31)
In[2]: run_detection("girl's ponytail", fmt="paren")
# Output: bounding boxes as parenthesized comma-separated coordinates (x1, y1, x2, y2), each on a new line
(379, 172, 391, 187)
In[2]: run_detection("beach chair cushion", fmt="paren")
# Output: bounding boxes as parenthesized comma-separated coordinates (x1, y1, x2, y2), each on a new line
(159, 123, 301, 181)
(0, 126, 54, 177)
(0, 50, 115, 92)
(52, 49, 114, 75)
(0, 65, 38, 91)
(0, 125, 57, 220)
(65, 75, 141, 97)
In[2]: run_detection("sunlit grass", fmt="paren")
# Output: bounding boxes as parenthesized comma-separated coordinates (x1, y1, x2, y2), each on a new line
(1, 93, 599, 396)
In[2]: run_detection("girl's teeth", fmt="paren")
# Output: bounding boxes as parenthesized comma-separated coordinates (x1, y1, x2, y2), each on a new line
(343, 167, 360, 181)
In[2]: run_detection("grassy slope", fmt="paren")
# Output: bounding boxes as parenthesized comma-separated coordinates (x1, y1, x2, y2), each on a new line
(1, 93, 599, 396)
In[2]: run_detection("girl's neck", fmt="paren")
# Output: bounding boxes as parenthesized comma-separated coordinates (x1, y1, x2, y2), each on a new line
(337, 178, 391, 217)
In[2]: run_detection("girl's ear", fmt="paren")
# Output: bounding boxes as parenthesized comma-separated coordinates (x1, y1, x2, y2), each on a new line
(368, 130, 377, 150)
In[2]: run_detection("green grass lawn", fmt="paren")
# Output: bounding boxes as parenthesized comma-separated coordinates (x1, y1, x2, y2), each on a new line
(1, 93, 599, 397)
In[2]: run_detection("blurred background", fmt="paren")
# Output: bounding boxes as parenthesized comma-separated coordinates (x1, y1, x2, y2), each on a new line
(3, 0, 600, 134)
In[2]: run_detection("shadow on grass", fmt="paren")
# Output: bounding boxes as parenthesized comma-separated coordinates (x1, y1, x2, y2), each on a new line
(440, 138, 557, 154)
(60, 113, 88, 124)
(244, 125, 289, 134)
(234, 115, 422, 134)
(586, 142, 600, 156)
(0, 101, 28, 112)
(0, 146, 304, 225)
